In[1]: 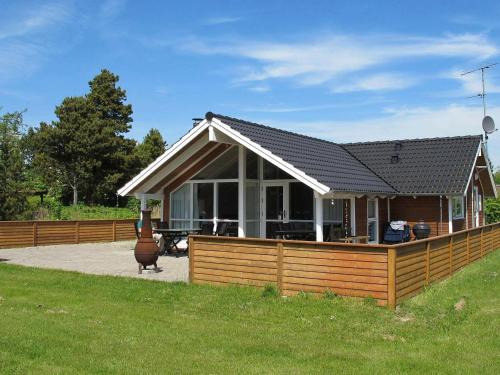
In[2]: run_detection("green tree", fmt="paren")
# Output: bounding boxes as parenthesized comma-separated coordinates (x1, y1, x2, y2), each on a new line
(0, 111, 27, 220)
(135, 128, 167, 167)
(30, 69, 139, 206)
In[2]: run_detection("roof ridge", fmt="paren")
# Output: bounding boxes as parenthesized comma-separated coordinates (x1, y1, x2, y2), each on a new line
(214, 113, 342, 148)
(342, 134, 483, 146)
(214, 113, 397, 193)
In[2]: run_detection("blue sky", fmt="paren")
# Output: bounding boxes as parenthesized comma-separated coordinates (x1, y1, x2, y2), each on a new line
(2, 0, 500, 167)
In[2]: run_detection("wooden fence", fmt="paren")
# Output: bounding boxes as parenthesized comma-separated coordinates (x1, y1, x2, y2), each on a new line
(0, 219, 137, 248)
(189, 222, 500, 308)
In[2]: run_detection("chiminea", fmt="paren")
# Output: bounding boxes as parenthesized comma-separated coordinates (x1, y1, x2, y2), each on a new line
(413, 220, 431, 240)
(134, 210, 159, 274)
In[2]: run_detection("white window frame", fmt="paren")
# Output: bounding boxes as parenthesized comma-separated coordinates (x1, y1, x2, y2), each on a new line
(367, 198, 379, 244)
(451, 196, 464, 220)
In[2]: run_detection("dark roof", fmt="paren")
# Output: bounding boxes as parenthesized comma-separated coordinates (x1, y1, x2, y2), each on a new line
(214, 114, 483, 195)
(342, 136, 482, 195)
(215, 114, 396, 194)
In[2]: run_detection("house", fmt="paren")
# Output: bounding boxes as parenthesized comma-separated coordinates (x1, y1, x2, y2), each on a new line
(118, 112, 497, 243)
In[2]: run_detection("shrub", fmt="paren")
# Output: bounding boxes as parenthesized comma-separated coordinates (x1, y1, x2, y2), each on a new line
(485, 198, 500, 224)
(261, 284, 279, 298)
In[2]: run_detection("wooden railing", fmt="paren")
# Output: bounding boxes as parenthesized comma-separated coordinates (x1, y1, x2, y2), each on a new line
(0, 219, 137, 249)
(189, 222, 500, 308)
(392, 222, 500, 306)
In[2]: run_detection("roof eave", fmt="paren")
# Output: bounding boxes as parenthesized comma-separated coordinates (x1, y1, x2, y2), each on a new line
(117, 119, 210, 196)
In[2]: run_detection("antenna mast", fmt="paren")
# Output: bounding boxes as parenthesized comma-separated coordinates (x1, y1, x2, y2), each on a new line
(462, 62, 498, 117)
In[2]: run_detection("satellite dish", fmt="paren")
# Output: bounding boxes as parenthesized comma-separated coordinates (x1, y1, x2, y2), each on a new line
(482, 115, 496, 134)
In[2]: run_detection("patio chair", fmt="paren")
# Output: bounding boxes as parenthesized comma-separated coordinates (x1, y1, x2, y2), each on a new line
(383, 222, 410, 244)
(200, 222, 213, 235)
(268, 222, 282, 239)
(215, 222, 229, 236)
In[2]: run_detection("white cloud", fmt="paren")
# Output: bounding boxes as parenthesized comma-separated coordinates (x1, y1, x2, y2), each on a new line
(0, 2, 71, 39)
(0, 42, 42, 79)
(204, 17, 240, 26)
(0, 2, 75, 82)
(248, 84, 270, 93)
(446, 67, 500, 96)
(262, 104, 500, 166)
(181, 33, 498, 90)
(331, 73, 418, 93)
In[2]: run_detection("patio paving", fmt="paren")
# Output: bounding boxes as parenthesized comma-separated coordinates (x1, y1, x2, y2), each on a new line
(0, 240, 188, 282)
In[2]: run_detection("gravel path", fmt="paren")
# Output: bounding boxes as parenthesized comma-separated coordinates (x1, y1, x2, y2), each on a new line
(0, 241, 188, 282)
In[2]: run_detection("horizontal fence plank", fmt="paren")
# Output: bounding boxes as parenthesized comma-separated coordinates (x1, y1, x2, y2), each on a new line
(0, 219, 137, 248)
(190, 223, 499, 308)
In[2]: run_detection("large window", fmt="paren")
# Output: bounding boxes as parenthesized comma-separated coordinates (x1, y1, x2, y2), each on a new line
(323, 199, 343, 224)
(193, 183, 214, 229)
(218, 182, 238, 220)
(170, 181, 241, 231)
(290, 182, 313, 220)
(246, 180, 260, 237)
(193, 147, 238, 180)
(246, 150, 259, 179)
(452, 196, 464, 219)
(263, 160, 293, 180)
(170, 184, 191, 228)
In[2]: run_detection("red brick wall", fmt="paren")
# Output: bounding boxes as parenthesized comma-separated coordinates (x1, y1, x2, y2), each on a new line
(389, 196, 448, 238)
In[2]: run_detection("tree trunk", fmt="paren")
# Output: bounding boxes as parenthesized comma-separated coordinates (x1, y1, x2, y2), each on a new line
(73, 176, 78, 206)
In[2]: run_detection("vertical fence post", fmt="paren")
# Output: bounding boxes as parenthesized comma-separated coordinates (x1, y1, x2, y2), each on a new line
(112, 220, 117, 242)
(480, 228, 484, 258)
(466, 231, 470, 264)
(33, 222, 37, 247)
(425, 240, 430, 285)
(387, 247, 396, 309)
(448, 235, 453, 275)
(277, 241, 284, 295)
(75, 221, 80, 244)
(188, 236, 194, 284)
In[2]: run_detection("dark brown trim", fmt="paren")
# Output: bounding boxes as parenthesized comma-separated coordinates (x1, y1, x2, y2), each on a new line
(130, 132, 206, 194)
(146, 142, 226, 193)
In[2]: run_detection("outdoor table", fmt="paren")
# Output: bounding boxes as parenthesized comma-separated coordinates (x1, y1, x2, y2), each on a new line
(341, 235, 370, 244)
(153, 228, 201, 257)
(274, 229, 316, 240)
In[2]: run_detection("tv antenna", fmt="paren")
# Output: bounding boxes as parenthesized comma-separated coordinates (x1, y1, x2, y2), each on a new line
(462, 63, 498, 151)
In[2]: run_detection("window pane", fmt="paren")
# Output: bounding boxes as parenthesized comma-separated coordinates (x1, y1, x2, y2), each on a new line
(193, 147, 238, 179)
(452, 197, 463, 218)
(171, 220, 190, 229)
(323, 199, 343, 222)
(193, 183, 213, 220)
(246, 150, 258, 179)
(368, 221, 377, 242)
(266, 185, 283, 220)
(171, 184, 190, 219)
(289, 182, 313, 220)
(367, 199, 376, 219)
(246, 181, 260, 221)
(218, 182, 238, 220)
(263, 160, 293, 180)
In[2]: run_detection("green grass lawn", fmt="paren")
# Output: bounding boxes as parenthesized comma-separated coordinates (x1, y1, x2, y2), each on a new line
(1, 251, 499, 374)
